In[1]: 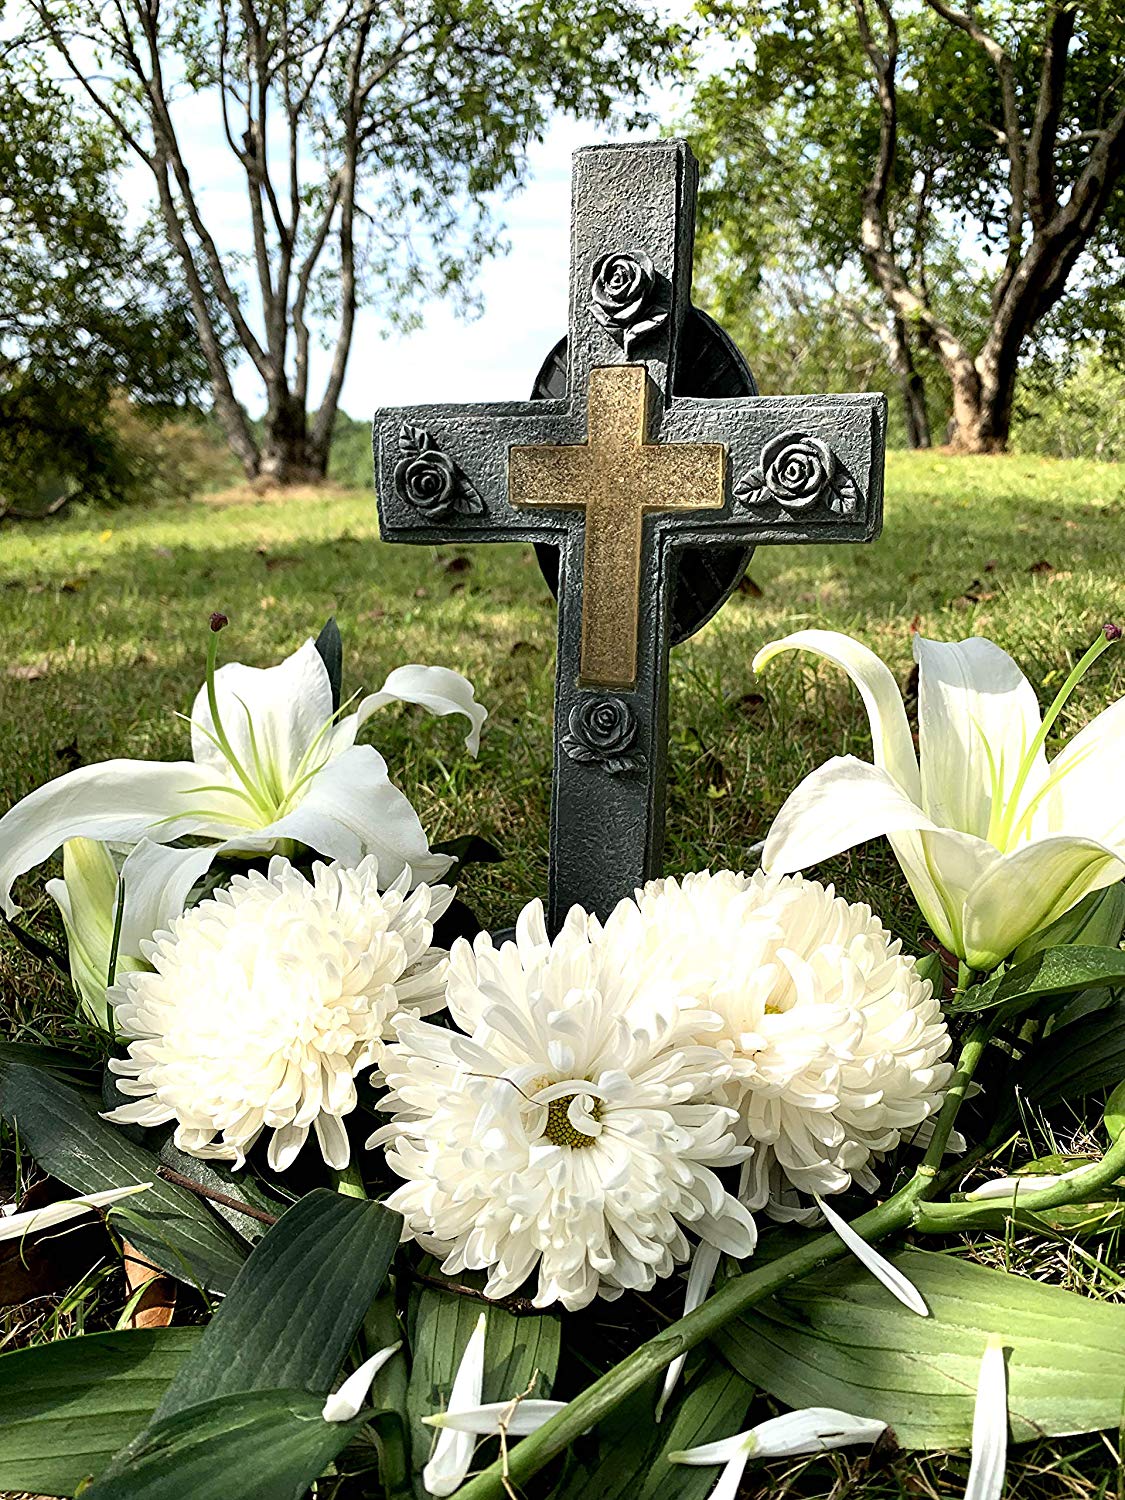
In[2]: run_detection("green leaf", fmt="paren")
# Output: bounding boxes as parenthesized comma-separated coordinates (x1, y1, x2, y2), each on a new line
(718, 1246, 1125, 1448)
(1016, 993, 1125, 1108)
(914, 951, 945, 998)
(0, 1328, 201, 1498)
(314, 617, 343, 712)
(548, 1362, 753, 1500)
(1105, 1079, 1125, 1143)
(950, 945, 1125, 1015)
(0, 1060, 248, 1292)
(83, 1389, 366, 1500)
(152, 1188, 401, 1422)
(405, 1263, 560, 1488)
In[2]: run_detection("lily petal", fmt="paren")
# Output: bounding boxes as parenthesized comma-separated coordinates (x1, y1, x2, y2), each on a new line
(965, 1339, 1008, 1500)
(914, 636, 1046, 839)
(959, 832, 1125, 972)
(0, 1182, 151, 1240)
(423, 1310, 487, 1498)
(228, 745, 453, 888)
(116, 839, 218, 956)
(322, 1342, 402, 1422)
(763, 756, 939, 875)
(754, 630, 920, 798)
(339, 665, 487, 756)
(423, 1399, 566, 1436)
(815, 1193, 928, 1316)
(656, 1239, 721, 1421)
(190, 639, 334, 788)
(1038, 697, 1125, 850)
(747, 1406, 888, 1459)
(0, 759, 220, 920)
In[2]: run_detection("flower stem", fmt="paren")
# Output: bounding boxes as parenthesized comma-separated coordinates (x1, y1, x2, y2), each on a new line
(454, 1023, 992, 1500)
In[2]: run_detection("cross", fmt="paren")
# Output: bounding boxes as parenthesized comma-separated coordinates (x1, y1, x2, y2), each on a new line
(373, 140, 885, 932)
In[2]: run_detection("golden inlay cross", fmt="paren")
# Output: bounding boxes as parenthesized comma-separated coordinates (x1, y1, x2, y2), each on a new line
(509, 365, 727, 689)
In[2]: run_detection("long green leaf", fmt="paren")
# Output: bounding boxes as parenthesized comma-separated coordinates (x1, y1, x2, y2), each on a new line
(549, 1362, 754, 1500)
(718, 1246, 1125, 1448)
(0, 1060, 248, 1292)
(405, 1264, 560, 1489)
(152, 1188, 401, 1421)
(0, 1327, 201, 1497)
(83, 1389, 366, 1500)
(1017, 993, 1125, 1107)
(952, 945, 1125, 1014)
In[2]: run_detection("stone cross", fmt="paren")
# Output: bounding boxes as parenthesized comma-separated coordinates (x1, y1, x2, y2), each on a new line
(373, 140, 885, 931)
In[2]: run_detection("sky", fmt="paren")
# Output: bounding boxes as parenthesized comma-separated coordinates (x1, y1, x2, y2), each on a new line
(114, 17, 729, 422)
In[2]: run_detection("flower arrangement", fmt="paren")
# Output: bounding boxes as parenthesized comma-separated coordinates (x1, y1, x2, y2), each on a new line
(0, 615, 1123, 1500)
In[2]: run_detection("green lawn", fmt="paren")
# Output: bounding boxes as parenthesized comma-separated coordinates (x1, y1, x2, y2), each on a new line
(1, 451, 1124, 1496)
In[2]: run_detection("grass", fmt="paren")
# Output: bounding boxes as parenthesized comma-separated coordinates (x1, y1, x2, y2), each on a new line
(1, 449, 1124, 1496)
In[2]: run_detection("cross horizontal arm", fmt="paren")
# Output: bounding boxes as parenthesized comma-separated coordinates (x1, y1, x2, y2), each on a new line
(373, 399, 581, 544)
(657, 391, 886, 544)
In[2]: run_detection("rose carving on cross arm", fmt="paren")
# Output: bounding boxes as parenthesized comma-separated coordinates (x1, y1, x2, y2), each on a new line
(561, 694, 646, 775)
(734, 431, 859, 517)
(394, 423, 484, 520)
(589, 249, 669, 351)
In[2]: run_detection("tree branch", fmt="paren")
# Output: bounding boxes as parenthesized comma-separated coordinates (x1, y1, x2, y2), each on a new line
(1026, 2, 1077, 227)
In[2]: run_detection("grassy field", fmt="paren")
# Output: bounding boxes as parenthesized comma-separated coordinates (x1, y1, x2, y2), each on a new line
(1, 450, 1124, 1496)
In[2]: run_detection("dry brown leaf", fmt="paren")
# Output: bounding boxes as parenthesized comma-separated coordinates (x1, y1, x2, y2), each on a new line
(122, 1242, 176, 1328)
(6, 659, 49, 682)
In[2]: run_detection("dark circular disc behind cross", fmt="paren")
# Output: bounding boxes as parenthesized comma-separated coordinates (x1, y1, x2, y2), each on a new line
(530, 307, 758, 647)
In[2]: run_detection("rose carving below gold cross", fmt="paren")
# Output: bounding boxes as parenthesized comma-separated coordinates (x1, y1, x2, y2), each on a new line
(508, 365, 726, 690)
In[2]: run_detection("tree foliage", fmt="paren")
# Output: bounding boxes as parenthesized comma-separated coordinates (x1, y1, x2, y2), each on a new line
(689, 0, 1125, 450)
(24, 0, 687, 483)
(0, 59, 209, 513)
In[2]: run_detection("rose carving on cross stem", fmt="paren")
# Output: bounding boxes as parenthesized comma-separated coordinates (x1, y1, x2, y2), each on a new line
(394, 424, 484, 521)
(561, 694, 646, 775)
(734, 431, 859, 517)
(589, 249, 669, 352)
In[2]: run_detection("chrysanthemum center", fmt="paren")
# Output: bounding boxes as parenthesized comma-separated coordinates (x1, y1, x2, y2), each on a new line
(542, 1094, 601, 1149)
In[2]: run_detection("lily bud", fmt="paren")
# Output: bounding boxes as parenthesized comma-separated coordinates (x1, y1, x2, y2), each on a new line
(45, 839, 142, 1030)
(1011, 882, 1125, 965)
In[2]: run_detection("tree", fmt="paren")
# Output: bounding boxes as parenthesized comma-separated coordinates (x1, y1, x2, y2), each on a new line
(0, 60, 209, 515)
(25, 1, 684, 484)
(690, 1, 1125, 452)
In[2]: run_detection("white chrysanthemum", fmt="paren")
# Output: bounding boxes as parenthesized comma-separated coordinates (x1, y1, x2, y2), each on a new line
(371, 899, 757, 1312)
(103, 855, 452, 1171)
(629, 870, 953, 1214)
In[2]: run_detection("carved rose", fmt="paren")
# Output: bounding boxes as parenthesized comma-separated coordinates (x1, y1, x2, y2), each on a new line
(589, 250, 668, 345)
(561, 694, 646, 775)
(395, 449, 457, 518)
(393, 423, 484, 520)
(734, 432, 858, 517)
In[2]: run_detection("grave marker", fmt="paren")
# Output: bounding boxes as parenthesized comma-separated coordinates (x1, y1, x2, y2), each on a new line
(373, 140, 886, 929)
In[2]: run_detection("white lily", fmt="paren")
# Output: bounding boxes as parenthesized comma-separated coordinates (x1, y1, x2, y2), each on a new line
(423, 1310, 487, 1497)
(0, 1182, 151, 1240)
(965, 1338, 1008, 1500)
(0, 627, 486, 953)
(669, 1406, 887, 1500)
(322, 1341, 402, 1422)
(754, 627, 1125, 971)
(814, 1193, 928, 1316)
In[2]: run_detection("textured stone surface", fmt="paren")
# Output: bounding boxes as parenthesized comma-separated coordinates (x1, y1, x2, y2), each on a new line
(372, 139, 886, 929)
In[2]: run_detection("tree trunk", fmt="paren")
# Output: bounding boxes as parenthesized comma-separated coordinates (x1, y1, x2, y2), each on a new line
(946, 351, 1016, 453)
(890, 316, 931, 448)
(258, 388, 328, 484)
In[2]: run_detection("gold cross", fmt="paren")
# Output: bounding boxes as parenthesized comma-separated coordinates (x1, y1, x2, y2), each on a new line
(509, 365, 727, 689)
